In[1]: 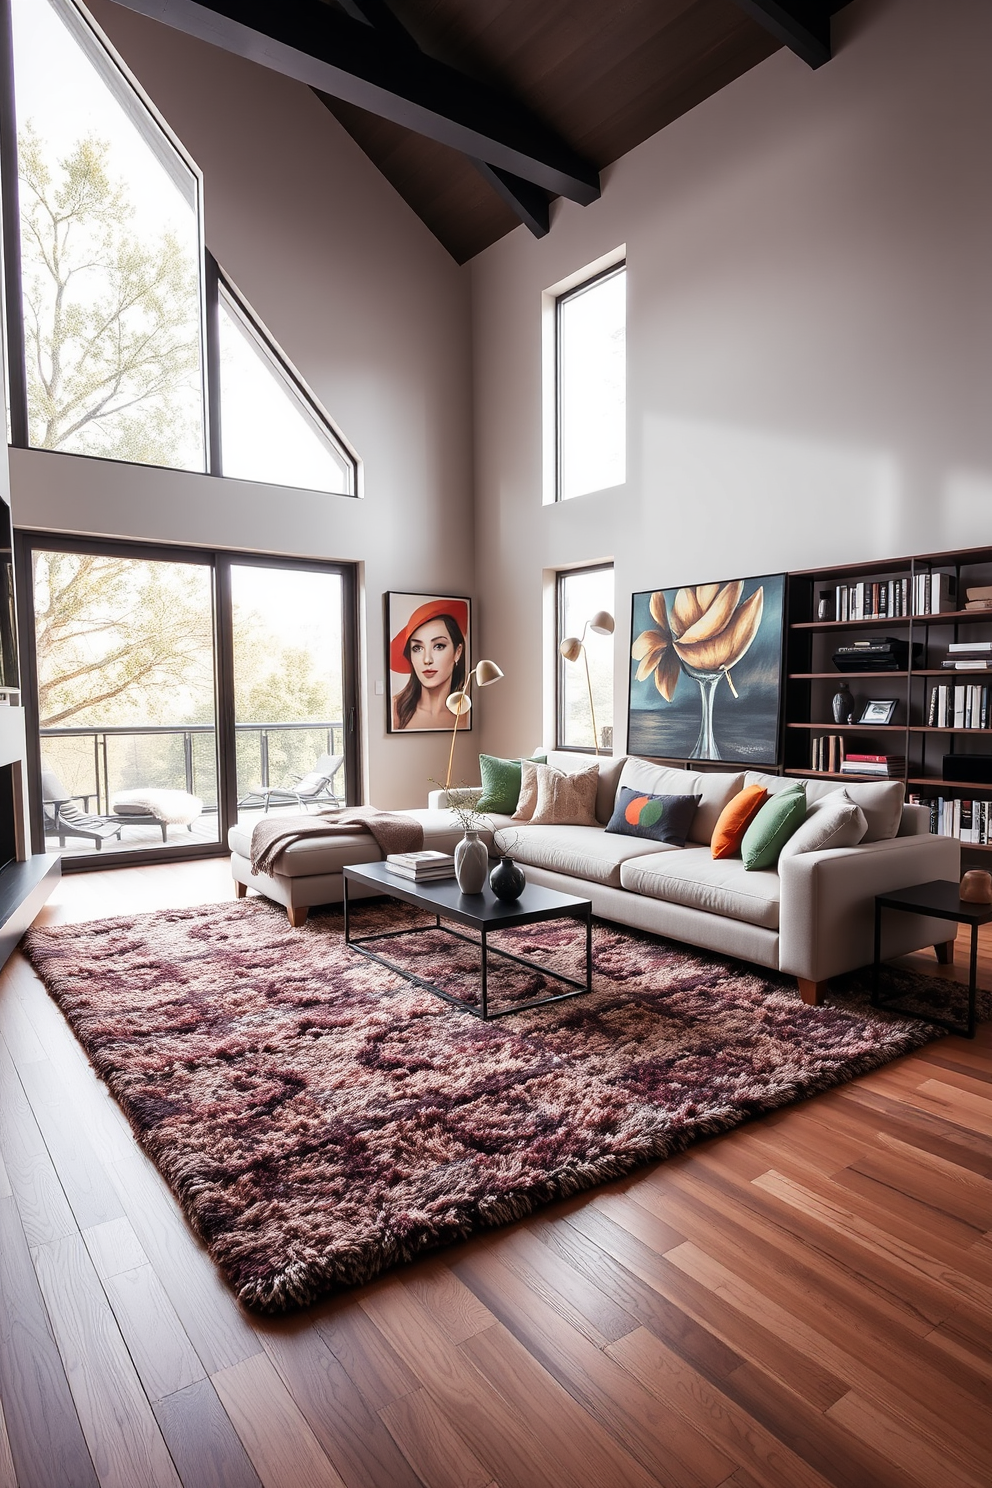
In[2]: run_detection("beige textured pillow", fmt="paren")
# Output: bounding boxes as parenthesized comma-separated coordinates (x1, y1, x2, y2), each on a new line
(529, 763, 599, 826)
(513, 759, 540, 821)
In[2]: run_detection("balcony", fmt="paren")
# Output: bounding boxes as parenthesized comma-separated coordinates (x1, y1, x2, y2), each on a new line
(40, 720, 344, 856)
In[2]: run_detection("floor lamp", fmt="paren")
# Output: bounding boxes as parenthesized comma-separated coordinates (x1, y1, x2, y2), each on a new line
(559, 610, 614, 754)
(444, 659, 503, 791)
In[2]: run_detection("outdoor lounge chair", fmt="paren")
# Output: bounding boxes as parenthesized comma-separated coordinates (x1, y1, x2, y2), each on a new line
(245, 752, 345, 813)
(41, 768, 122, 850)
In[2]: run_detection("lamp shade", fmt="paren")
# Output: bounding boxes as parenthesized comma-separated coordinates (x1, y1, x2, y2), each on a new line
(474, 659, 503, 686)
(588, 609, 615, 636)
(445, 690, 472, 716)
(559, 636, 583, 663)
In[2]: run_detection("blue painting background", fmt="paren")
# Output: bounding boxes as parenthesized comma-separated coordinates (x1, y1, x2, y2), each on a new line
(627, 573, 785, 765)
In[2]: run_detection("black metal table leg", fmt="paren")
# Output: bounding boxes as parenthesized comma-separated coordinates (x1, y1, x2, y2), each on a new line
(481, 925, 488, 1020)
(969, 922, 979, 1039)
(872, 900, 882, 1006)
(343, 875, 351, 945)
(585, 908, 593, 992)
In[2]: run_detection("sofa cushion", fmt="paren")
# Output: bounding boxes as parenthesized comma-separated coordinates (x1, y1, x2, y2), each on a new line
(510, 823, 676, 888)
(476, 752, 546, 814)
(228, 808, 506, 880)
(545, 750, 627, 824)
(741, 786, 807, 870)
(744, 771, 904, 842)
(778, 789, 868, 859)
(619, 847, 781, 930)
(605, 788, 700, 846)
(530, 763, 600, 825)
(711, 784, 767, 859)
(618, 758, 744, 845)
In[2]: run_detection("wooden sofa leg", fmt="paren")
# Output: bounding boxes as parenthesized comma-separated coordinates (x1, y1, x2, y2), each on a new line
(287, 905, 308, 928)
(234, 881, 247, 899)
(934, 940, 954, 965)
(797, 978, 826, 1006)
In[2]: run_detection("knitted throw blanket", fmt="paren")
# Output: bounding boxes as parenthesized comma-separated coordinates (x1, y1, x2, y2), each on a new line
(249, 806, 424, 878)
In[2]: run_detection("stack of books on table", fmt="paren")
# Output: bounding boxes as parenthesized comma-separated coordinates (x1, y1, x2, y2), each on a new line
(965, 585, 992, 612)
(941, 641, 992, 671)
(385, 849, 456, 881)
(840, 753, 905, 778)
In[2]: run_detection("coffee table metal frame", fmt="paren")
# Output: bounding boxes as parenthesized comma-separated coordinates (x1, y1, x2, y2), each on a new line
(873, 878, 990, 1039)
(343, 861, 593, 1020)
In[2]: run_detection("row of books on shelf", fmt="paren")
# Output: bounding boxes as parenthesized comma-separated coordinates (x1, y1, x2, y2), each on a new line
(810, 736, 905, 776)
(928, 682, 992, 729)
(831, 572, 956, 621)
(908, 794, 992, 844)
(385, 849, 455, 881)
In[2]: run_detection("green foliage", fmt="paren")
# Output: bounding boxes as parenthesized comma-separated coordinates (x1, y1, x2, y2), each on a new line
(18, 126, 202, 466)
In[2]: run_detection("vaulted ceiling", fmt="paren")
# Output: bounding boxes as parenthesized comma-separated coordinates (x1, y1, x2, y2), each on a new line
(110, 1, 847, 263)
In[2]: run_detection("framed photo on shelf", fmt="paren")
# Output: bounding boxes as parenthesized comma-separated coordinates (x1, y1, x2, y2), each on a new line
(858, 698, 898, 725)
(386, 592, 472, 733)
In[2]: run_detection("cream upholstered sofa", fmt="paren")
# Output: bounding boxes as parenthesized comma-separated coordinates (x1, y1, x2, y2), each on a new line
(229, 750, 959, 1003)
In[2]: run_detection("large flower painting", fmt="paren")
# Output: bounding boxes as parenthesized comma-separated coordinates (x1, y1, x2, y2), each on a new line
(628, 574, 786, 764)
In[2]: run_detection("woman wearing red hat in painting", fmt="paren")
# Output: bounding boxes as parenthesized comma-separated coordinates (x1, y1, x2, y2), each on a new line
(390, 597, 469, 730)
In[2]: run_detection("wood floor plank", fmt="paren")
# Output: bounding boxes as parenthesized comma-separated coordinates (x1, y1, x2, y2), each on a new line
(0, 1196, 98, 1488)
(359, 1279, 584, 1488)
(606, 1326, 833, 1488)
(0, 1150, 10, 1201)
(849, 1135, 992, 1231)
(534, 1207, 745, 1383)
(488, 1223, 639, 1347)
(316, 1306, 420, 1412)
(17, 1059, 124, 1232)
(0, 1399, 18, 1488)
(825, 1389, 989, 1488)
(378, 1386, 492, 1488)
(405, 1261, 498, 1345)
(460, 1319, 685, 1488)
(833, 1085, 992, 1178)
(153, 1379, 264, 1488)
(453, 1246, 736, 1488)
(561, 1200, 844, 1408)
(104, 1147, 262, 1375)
(260, 1321, 424, 1488)
(32, 1233, 182, 1488)
(83, 1216, 149, 1281)
(104, 1264, 206, 1403)
(212, 1352, 348, 1488)
(0, 1036, 77, 1247)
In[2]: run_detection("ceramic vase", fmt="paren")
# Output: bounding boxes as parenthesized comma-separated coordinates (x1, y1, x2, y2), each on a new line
(960, 869, 992, 903)
(489, 856, 526, 903)
(832, 682, 855, 725)
(454, 830, 488, 893)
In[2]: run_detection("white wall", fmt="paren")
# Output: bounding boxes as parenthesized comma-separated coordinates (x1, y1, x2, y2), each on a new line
(469, 0, 992, 760)
(10, 0, 474, 808)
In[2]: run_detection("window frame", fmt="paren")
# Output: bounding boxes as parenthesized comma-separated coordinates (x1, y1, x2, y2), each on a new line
(0, 0, 358, 496)
(15, 529, 361, 869)
(555, 561, 615, 754)
(554, 260, 626, 504)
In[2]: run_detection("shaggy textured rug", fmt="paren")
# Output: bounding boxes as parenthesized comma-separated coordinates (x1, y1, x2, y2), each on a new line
(22, 899, 979, 1312)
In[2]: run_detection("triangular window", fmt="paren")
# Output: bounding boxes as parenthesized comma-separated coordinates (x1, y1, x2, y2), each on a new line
(215, 276, 356, 495)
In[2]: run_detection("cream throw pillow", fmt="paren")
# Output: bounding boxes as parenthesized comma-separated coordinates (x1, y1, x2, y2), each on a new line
(513, 759, 540, 821)
(526, 762, 600, 826)
(778, 789, 868, 859)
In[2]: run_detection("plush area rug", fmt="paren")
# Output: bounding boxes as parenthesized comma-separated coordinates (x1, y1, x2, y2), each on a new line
(22, 899, 976, 1313)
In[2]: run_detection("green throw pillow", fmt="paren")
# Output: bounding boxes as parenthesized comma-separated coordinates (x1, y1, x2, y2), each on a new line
(741, 786, 807, 870)
(476, 753, 547, 814)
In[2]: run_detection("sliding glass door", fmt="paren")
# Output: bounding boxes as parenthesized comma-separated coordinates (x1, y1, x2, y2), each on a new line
(17, 535, 357, 864)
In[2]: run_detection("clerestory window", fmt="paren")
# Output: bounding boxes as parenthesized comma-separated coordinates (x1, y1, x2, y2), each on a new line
(555, 262, 626, 501)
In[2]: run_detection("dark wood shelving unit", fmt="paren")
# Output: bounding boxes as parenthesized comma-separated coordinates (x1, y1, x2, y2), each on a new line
(785, 544, 992, 855)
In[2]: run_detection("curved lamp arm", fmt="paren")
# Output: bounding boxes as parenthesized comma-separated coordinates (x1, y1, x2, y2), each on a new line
(443, 660, 504, 791)
(558, 610, 614, 755)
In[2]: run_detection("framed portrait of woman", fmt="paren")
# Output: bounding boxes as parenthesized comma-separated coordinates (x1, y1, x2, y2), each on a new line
(386, 592, 473, 733)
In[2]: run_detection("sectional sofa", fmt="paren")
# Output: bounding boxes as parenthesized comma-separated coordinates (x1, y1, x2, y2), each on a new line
(228, 750, 959, 1004)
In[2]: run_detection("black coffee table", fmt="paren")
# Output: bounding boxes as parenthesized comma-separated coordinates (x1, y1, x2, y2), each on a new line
(873, 879, 991, 1038)
(343, 861, 593, 1020)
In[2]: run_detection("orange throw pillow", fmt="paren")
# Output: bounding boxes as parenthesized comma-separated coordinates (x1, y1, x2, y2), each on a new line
(711, 785, 768, 859)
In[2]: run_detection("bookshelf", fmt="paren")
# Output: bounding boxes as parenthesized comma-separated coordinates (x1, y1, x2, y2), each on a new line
(785, 544, 992, 856)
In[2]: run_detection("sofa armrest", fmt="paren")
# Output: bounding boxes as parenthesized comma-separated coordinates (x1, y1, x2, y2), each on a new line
(426, 786, 484, 810)
(898, 804, 932, 836)
(779, 832, 960, 983)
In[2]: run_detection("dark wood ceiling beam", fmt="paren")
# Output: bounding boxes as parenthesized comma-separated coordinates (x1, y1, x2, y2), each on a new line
(730, 1, 832, 69)
(107, 0, 600, 204)
(340, 0, 549, 238)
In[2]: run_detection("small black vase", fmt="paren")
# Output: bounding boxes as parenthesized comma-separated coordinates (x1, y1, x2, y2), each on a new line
(489, 856, 526, 902)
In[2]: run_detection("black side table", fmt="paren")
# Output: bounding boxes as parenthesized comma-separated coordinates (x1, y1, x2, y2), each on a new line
(873, 879, 991, 1039)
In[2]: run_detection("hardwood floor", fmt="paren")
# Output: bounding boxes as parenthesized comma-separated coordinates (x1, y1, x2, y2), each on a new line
(1, 858, 989, 1488)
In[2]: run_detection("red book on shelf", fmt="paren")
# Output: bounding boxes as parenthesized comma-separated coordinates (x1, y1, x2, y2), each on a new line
(845, 753, 898, 762)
